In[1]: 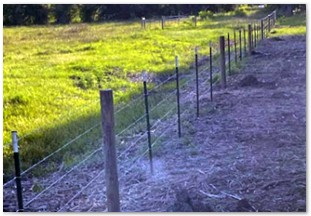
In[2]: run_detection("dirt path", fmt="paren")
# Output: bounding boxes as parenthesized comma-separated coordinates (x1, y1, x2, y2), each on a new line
(118, 35, 306, 212)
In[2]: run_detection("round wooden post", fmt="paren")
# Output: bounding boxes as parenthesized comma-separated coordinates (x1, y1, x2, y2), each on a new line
(219, 36, 226, 89)
(239, 29, 242, 60)
(234, 30, 237, 64)
(243, 27, 246, 55)
(100, 90, 120, 212)
(254, 24, 257, 47)
(248, 24, 252, 55)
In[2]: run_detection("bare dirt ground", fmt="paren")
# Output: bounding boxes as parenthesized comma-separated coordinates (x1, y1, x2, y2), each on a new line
(3, 35, 306, 212)
(118, 35, 306, 212)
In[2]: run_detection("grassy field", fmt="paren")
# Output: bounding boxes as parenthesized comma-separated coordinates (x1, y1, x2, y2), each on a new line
(271, 13, 306, 36)
(3, 7, 306, 180)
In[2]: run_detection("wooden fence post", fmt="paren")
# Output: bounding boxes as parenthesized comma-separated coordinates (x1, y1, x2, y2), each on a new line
(100, 90, 120, 212)
(239, 29, 242, 60)
(253, 24, 257, 47)
(234, 30, 237, 64)
(248, 24, 252, 55)
(219, 36, 226, 88)
(243, 27, 246, 55)
(257, 23, 259, 42)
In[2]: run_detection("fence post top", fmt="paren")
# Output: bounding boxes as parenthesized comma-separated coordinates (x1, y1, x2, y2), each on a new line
(100, 89, 113, 93)
(142, 70, 148, 82)
(12, 131, 18, 153)
(195, 46, 198, 54)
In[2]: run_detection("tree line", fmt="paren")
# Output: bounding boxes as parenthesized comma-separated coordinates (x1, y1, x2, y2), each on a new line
(3, 4, 305, 26)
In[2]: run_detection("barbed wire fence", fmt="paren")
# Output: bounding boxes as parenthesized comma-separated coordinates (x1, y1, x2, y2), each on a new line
(3, 10, 276, 212)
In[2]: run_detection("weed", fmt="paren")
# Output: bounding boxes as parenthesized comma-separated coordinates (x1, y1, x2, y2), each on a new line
(212, 73, 220, 84)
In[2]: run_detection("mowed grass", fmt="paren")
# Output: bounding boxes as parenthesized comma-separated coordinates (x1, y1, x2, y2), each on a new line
(3, 10, 305, 180)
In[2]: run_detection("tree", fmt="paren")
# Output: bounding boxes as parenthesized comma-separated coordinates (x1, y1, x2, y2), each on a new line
(80, 4, 98, 22)
(30, 4, 49, 25)
(53, 4, 72, 24)
(3, 4, 49, 26)
(266, 4, 306, 16)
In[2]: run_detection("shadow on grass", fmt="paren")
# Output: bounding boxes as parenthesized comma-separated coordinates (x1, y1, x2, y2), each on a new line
(3, 65, 191, 182)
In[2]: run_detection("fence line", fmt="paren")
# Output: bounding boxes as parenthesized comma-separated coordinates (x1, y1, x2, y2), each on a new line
(4, 10, 277, 212)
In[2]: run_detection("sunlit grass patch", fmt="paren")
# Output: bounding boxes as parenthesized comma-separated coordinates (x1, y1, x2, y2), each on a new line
(270, 13, 306, 37)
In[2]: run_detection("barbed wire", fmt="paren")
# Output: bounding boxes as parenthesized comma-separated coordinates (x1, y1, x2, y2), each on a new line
(57, 110, 175, 212)
(3, 99, 101, 145)
(117, 103, 176, 161)
(57, 168, 106, 212)
(3, 124, 101, 188)
(148, 73, 176, 93)
(24, 147, 102, 208)
(58, 109, 178, 211)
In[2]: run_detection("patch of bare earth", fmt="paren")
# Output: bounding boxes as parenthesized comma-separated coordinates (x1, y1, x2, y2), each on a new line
(119, 35, 306, 212)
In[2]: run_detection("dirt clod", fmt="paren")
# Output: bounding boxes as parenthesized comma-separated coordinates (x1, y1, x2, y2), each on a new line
(239, 75, 259, 87)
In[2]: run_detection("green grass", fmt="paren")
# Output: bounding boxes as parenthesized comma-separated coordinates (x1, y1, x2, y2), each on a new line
(269, 13, 306, 36)
(3, 9, 305, 181)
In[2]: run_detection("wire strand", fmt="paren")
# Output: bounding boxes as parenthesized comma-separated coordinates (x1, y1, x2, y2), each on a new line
(3, 124, 101, 187)
(57, 168, 106, 212)
(24, 147, 102, 207)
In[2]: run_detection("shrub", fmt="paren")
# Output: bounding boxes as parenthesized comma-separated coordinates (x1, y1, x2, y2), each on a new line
(74, 73, 98, 90)
(234, 8, 247, 17)
(9, 94, 29, 105)
(199, 10, 213, 20)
